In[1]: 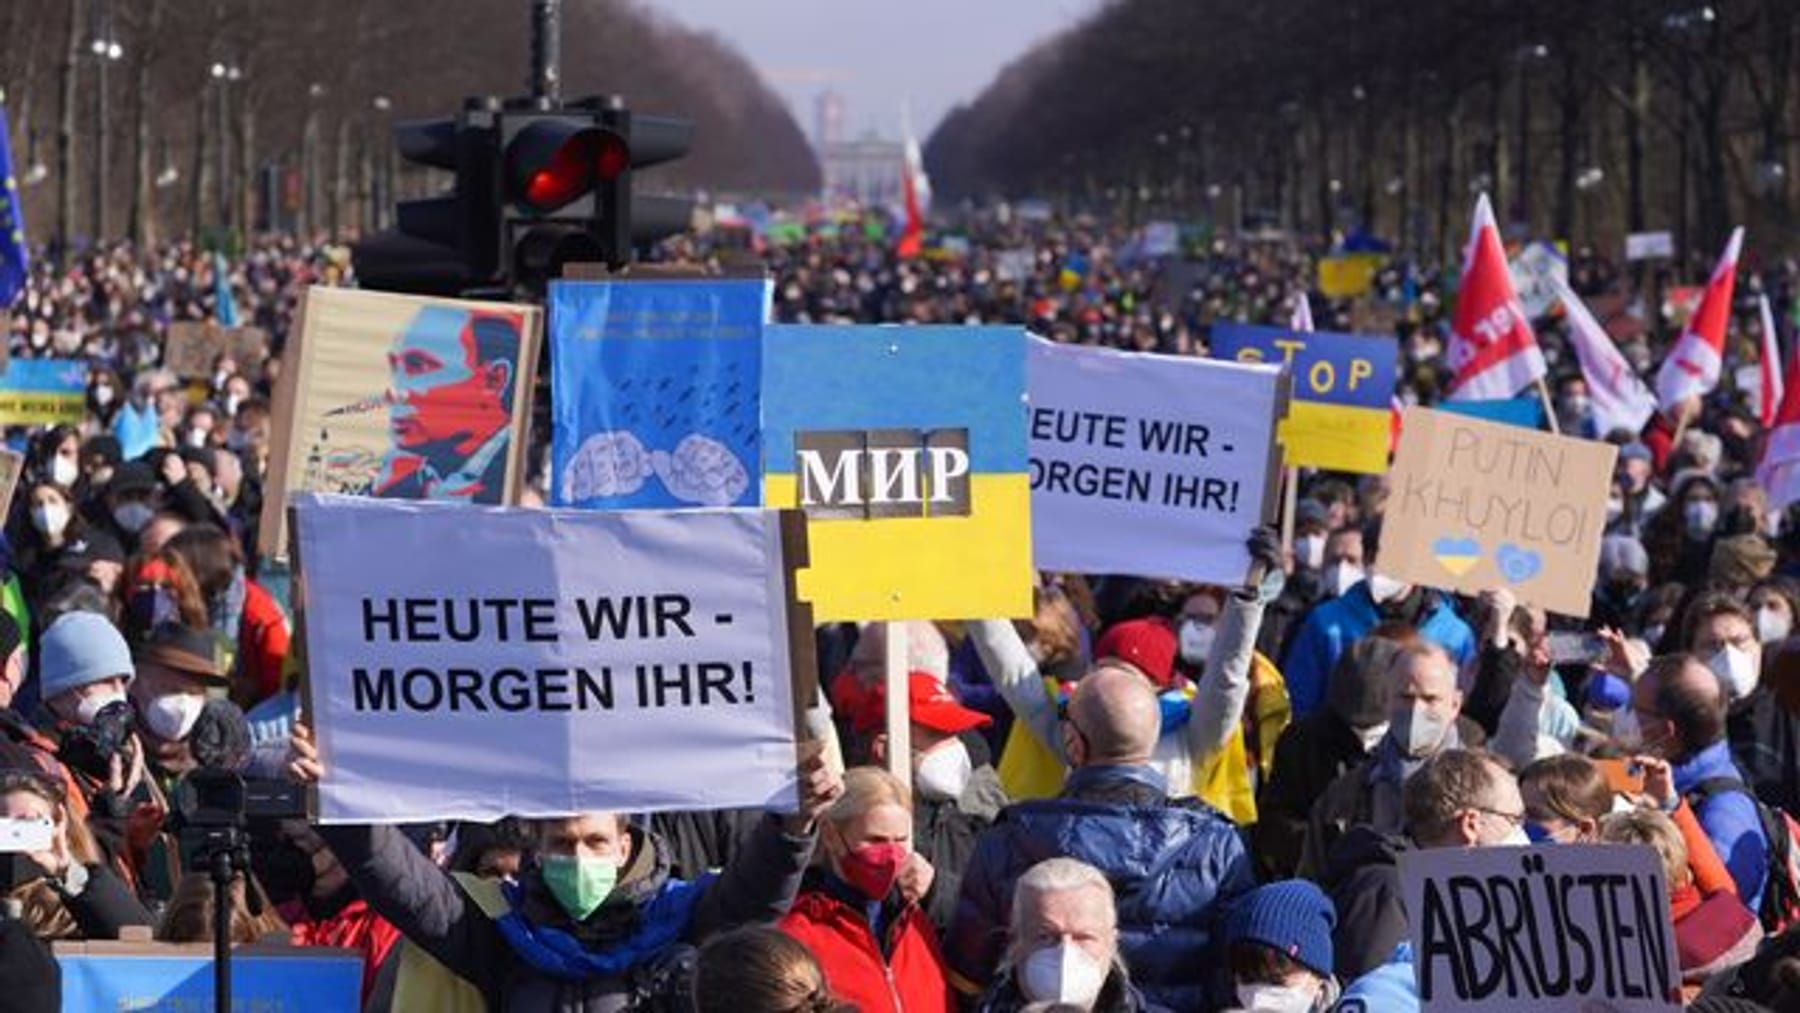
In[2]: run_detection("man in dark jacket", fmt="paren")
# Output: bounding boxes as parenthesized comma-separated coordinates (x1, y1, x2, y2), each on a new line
(290, 726, 841, 1013)
(1299, 642, 1486, 878)
(1254, 635, 1400, 879)
(948, 665, 1256, 1010)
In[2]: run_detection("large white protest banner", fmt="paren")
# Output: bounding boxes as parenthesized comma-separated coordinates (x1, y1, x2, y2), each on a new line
(1027, 337, 1285, 583)
(1399, 844, 1680, 1013)
(292, 494, 807, 824)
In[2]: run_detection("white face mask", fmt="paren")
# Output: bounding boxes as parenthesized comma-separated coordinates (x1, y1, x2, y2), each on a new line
(1685, 500, 1718, 539)
(114, 501, 154, 533)
(914, 739, 973, 802)
(1367, 573, 1409, 604)
(93, 384, 115, 407)
(1325, 562, 1364, 597)
(1708, 643, 1760, 701)
(1236, 980, 1321, 1012)
(75, 690, 128, 726)
(1020, 941, 1107, 1008)
(1353, 721, 1390, 753)
(50, 455, 79, 487)
(31, 502, 69, 538)
(1757, 607, 1792, 645)
(1294, 534, 1326, 570)
(1391, 700, 1449, 759)
(1178, 619, 1216, 667)
(187, 428, 209, 449)
(141, 693, 206, 742)
(1497, 824, 1533, 847)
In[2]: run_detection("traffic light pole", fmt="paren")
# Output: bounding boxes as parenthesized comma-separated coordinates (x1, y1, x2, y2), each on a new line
(530, 0, 561, 103)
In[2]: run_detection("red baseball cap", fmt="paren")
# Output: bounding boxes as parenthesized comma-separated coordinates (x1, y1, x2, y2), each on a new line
(842, 671, 992, 735)
(1094, 617, 1177, 688)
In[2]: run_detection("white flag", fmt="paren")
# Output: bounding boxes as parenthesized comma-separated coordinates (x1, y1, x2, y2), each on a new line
(1554, 276, 1656, 437)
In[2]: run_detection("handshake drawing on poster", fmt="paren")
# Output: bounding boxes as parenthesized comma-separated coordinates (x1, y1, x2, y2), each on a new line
(561, 431, 751, 507)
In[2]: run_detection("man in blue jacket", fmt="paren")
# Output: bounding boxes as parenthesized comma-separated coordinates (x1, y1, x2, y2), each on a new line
(947, 665, 1256, 1010)
(1633, 652, 1770, 910)
(1282, 551, 1476, 717)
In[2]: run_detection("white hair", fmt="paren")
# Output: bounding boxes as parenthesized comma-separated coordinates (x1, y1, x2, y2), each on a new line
(1004, 858, 1117, 967)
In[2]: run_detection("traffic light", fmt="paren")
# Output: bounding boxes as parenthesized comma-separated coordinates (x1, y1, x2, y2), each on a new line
(354, 96, 695, 298)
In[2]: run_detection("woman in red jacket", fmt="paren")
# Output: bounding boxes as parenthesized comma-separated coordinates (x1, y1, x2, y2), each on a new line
(780, 766, 951, 1013)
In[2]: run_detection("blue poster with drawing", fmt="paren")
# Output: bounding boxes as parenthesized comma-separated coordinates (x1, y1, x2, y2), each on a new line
(549, 278, 770, 509)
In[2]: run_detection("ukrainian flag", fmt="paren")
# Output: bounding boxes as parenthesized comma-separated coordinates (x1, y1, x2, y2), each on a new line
(0, 359, 89, 426)
(763, 325, 1034, 622)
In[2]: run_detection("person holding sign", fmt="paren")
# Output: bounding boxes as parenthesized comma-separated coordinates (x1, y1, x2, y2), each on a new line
(779, 767, 951, 1013)
(1334, 750, 1530, 1010)
(289, 724, 844, 1012)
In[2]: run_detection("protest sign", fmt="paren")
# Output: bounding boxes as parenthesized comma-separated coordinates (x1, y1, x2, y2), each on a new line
(1399, 844, 1679, 1012)
(1626, 231, 1675, 261)
(1434, 396, 1544, 431)
(0, 447, 23, 523)
(0, 358, 87, 426)
(1509, 240, 1568, 320)
(56, 944, 362, 1012)
(549, 278, 768, 509)
(1317, 252, 1383, 298)
(1383, 407, 1617, 617)
(293, 494, 808, 823)
(763, 325, 1033, 622)
(1028, 337, 1285, 582)
(258, 287, 542, 561)
(1210, 323, 1397, 474)
(165, 321, 272, 379)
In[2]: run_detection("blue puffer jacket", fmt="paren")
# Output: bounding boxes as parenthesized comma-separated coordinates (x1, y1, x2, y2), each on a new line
(948, 765, 1256, 1011)
(1281, 581, 1476, 718)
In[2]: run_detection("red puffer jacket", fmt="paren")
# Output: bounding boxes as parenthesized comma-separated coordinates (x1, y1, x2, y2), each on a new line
(780, 884, 952, 1013)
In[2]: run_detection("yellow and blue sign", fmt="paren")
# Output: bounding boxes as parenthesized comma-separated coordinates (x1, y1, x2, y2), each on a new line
(1210, 324, 1397, 474)
(59, 950, 362, 1011)
(0, 358, 88, 426)
(762, 325, 1033, 621)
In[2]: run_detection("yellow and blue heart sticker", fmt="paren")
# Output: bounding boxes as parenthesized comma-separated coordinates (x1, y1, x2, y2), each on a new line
(1432, 536, 1482, 576)
(1495, 543, 1543, 584)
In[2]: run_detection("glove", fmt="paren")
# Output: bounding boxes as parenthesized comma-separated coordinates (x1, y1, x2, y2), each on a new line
(1246, 526, 1286, 604)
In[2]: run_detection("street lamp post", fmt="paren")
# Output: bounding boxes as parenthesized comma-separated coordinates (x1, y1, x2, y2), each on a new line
(90, 0, 123, 241)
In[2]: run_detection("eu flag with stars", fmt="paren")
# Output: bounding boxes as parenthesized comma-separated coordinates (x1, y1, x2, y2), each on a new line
(0, 91, 27, 309)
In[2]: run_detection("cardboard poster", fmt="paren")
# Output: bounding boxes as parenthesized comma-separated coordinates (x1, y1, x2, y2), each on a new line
(165, 321, 271, 379)
(548, 278, 768, 509)
(1383, 407, 1617, 617)
(1398, 844, 1679, 1012)
(294, 494, 811, 823)
(762, 325, 1033, 622)
(258, 287, 542, 561)
(0, 448, 23, 522)
(1028, 337, 1285, 582)
(1210, 323, 1397, 474)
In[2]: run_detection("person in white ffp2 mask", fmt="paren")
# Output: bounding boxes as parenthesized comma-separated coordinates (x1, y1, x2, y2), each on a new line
(1685, 594, 1763, 704)
(1223, 880, 1340, 1012)
(981, 857, 1151, 1012)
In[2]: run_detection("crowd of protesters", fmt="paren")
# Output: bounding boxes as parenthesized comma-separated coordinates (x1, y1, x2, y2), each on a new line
(0, 211, 1796, 1012)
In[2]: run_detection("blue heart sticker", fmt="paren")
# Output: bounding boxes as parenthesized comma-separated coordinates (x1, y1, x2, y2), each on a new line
(1495, 543, 1543, 584)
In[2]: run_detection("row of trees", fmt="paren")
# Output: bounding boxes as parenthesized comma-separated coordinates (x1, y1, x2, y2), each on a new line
(925, 0, 1797, 265)
(0, 0, 820, 250)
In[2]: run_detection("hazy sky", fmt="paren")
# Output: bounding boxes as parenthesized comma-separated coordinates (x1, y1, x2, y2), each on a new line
(643, 0, 1097, 142)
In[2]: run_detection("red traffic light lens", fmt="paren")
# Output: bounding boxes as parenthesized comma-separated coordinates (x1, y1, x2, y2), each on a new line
(509, 120, 629, 212)
(594, 133, 629, 183)
(524, 134, 599, 210)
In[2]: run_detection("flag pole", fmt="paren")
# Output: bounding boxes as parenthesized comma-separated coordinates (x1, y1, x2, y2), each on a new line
(1534, 377, 1561, 434)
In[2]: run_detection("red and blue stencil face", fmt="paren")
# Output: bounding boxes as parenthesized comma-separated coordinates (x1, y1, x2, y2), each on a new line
(385, 306, 514, 456)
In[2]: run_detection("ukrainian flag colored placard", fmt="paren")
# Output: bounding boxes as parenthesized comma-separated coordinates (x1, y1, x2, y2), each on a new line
(763, 325, 1033, 622)
(0, 359, 88, 426)
(1210, 323, 1398, 475)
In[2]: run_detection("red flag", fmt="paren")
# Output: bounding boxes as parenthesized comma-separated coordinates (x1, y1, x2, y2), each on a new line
(1656, 226, 1743, 410)
(1445, 193, 1546, 400)
(1760, 293, 1784, 428)
(1757, 347, 1800, 510)
(896, 109, 930, 260)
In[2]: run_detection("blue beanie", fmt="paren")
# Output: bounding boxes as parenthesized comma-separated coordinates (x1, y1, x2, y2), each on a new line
(39, 611, 134, 702)
(1225, 880, 1336, 978)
